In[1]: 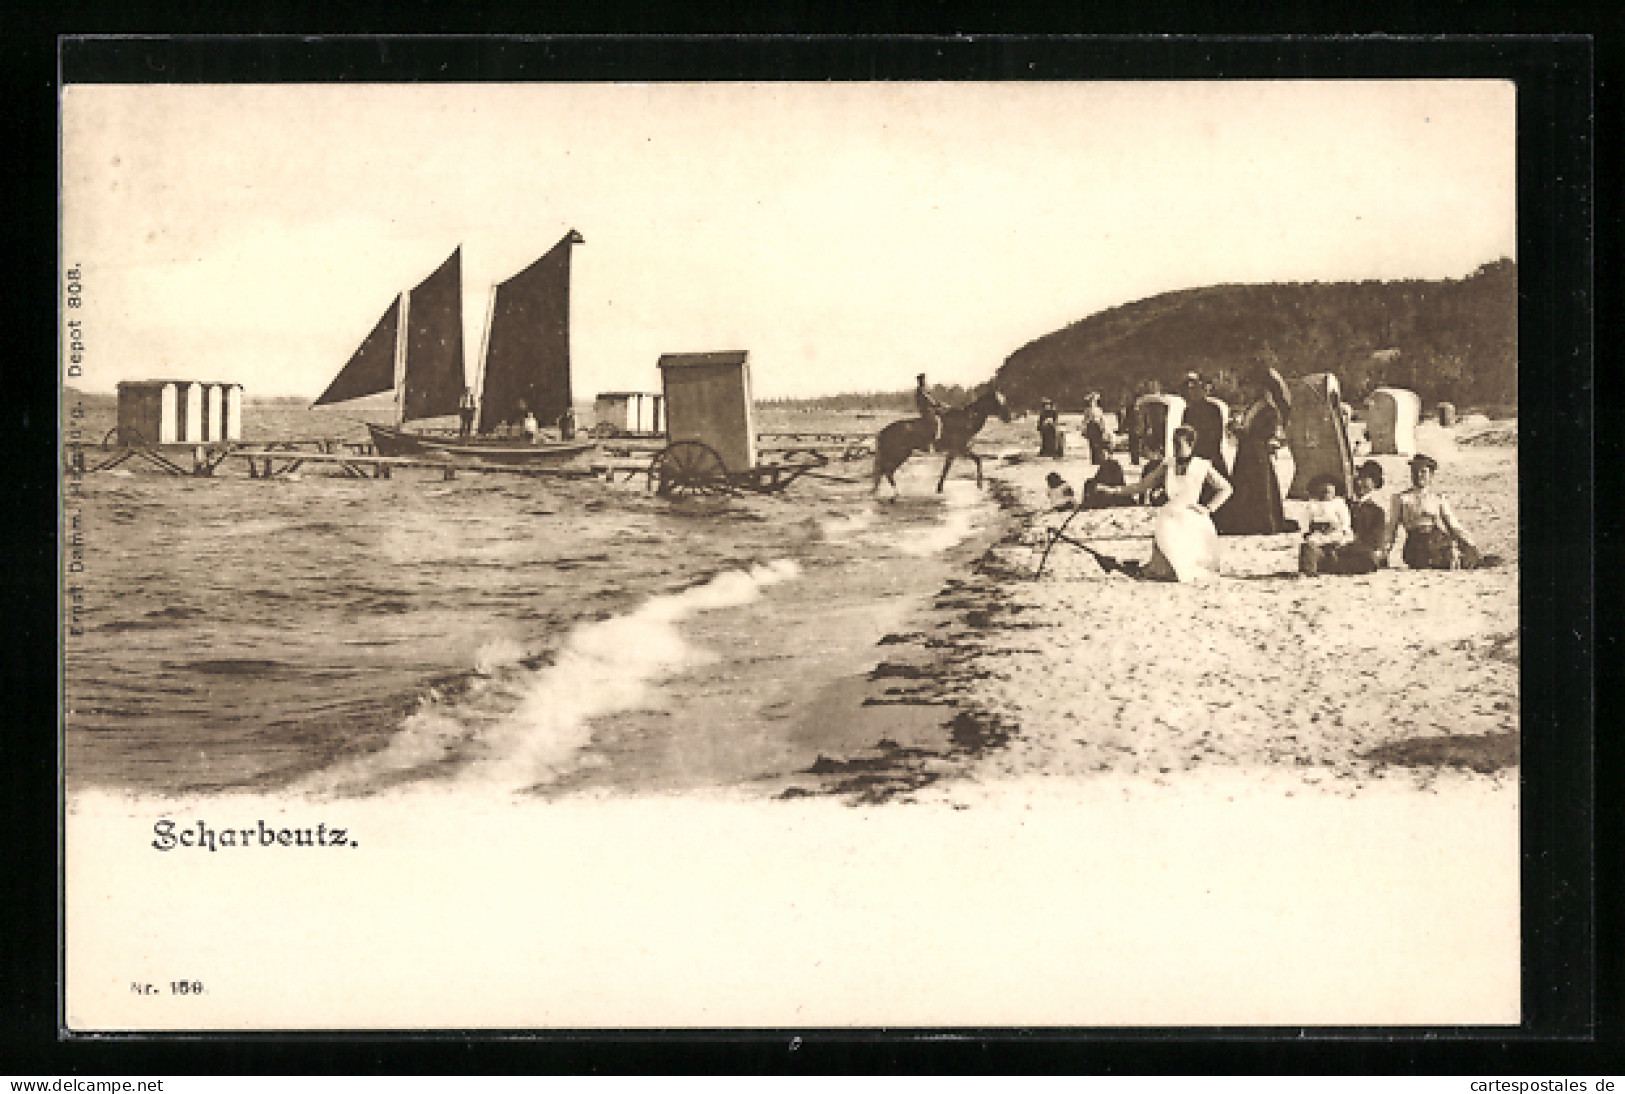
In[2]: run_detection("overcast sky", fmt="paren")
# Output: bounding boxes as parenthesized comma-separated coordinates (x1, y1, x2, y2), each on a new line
(62, 80, 1515, 399)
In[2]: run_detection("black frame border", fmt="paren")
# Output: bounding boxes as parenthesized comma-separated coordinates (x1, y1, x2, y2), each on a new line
(6, 30, 1605, 1075)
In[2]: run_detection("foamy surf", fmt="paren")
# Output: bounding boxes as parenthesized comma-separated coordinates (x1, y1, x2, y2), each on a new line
(308, 560, 804, 796)
(895, 482, 983, 556)
(818, 509, 875, 540)
(472, 636, 529, 676)
(479, 558, 802, 790)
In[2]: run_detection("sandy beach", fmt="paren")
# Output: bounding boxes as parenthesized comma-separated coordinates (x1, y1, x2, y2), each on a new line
(779, 413, 1519, 803)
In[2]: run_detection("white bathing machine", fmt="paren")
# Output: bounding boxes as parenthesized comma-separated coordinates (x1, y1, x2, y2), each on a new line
(592, 391, 666, 437)
(1133, 393, 1186, 460)
(1366, 387, 1421, 455)
(116, 380, 244, 446)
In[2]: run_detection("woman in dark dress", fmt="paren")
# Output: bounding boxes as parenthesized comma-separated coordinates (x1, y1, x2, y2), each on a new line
(1036, 398, 1062, 457)
(1213, 366, 1295, 536)
(1180, 373, 1229, 477)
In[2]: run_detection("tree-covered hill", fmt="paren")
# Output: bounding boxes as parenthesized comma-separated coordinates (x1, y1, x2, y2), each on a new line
(993, 258, 1516, 413)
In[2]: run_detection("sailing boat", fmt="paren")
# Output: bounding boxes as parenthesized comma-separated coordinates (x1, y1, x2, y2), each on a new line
(314, 231, 595, 464)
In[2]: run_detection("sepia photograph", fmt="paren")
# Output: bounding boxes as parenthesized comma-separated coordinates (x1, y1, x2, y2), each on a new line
(59, 73, 1524, 1030)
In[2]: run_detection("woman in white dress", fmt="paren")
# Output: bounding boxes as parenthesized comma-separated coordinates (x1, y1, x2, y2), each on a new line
(1095, 425, 1233, 581)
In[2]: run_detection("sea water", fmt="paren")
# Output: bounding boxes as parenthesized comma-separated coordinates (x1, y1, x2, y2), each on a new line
(63, 461, 1000, 797)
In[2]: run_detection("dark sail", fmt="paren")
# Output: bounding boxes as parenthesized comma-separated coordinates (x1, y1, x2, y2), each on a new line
(401, 248, 466, 422)
(313, 295, 400, 407)
(477, 230, 582, 433)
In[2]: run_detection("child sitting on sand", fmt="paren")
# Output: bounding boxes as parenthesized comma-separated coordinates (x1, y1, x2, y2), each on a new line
(1302, 460, 1391, 575)
(1045, 471, 1076, 509)
(1297, 474, 1353, 575)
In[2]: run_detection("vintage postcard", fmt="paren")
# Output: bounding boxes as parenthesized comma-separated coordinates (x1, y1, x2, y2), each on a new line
(60, 76, 1521, 1030)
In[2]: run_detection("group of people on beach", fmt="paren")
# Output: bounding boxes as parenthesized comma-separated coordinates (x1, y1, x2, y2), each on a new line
(1041, 365, 1497, 582)
(1295, 454, 1494, 575)
(1037, 392, 1123, 465)
(458, 388, 578, 443)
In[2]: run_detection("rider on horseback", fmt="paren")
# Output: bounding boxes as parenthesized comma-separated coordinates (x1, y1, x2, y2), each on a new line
(873, 384, 1011, 495)
(916, 373, 945, 446)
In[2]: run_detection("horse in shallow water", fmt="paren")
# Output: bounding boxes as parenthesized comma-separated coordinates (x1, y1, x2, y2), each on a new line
(871, 387, 1011, 494)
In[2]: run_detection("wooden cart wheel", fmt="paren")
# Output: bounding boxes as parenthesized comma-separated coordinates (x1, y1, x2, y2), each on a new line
(648, 440, 730, 496)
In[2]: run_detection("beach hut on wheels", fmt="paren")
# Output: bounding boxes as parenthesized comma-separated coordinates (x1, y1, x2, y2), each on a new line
(592, 391, 665, 437)
(643, 351, 829, 496)
(1366, 387, 1421, 455)
(1285, 372, 1356, 499)
(657, 351, 756, 472)
(1133, 393, 1185, 461)
(116, 380, 244, 446)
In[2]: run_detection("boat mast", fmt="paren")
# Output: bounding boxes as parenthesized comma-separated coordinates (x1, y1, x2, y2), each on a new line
(472, 284, 497, 434)
(567, 231, 583, 424)
(392, 290, 411, 428)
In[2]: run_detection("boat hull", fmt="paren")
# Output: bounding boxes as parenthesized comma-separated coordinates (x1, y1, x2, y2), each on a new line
(366, 425, 595, 464)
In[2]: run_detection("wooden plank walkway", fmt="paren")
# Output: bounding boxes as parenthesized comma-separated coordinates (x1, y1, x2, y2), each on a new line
(757, 431, 872, 443)
(221, 450, 603, 481)
(74, 444, 602, 481)
(73, 428, 875, 483)
(598, 440, 872, 461)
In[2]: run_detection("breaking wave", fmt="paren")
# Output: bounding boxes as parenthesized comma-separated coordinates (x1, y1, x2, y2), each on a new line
(895, 484, 982, 556)
(311, 560, 803, 795)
